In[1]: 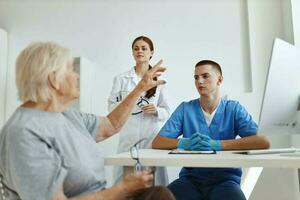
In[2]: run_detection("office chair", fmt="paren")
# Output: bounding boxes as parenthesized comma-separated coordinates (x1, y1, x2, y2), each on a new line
(0, 174, 20, 200)
(0, 174, 7, 200)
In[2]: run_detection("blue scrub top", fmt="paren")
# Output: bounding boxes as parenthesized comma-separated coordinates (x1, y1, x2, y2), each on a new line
(159, 98, 258, 183)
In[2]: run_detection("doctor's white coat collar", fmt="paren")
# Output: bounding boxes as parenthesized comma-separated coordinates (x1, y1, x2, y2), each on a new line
(124, 67, 141, 85)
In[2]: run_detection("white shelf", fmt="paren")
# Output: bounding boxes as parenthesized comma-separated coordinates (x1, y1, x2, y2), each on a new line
(69, 57, 95, 113)
(0, 29, 7, 129)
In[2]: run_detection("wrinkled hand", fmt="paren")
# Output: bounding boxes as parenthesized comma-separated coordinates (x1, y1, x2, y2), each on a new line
(141, 104, 157, 115)
(177, 133, 222, 151)
(118, 171, 153, 196)
(137, 60, 166, 92)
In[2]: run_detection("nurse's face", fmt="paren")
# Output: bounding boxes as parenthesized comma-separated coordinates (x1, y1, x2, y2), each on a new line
(194, 64, 222, 96)
(132, 40, 154, 64)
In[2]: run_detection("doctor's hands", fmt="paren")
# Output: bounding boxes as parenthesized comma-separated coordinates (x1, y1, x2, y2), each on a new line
(177, 133, 222, 151)
(136, 60, 166, 92)
(141, 104, 158, 115)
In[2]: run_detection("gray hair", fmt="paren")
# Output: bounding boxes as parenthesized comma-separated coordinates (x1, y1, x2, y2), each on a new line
(16, 41, 72, 103)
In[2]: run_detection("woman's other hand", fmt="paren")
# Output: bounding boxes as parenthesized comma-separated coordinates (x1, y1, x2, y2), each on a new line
(117, 171, 153, 197)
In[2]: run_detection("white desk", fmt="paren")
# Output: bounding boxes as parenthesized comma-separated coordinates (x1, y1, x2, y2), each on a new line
(105, 149, 300, 199)
(105, 149, 300, 168)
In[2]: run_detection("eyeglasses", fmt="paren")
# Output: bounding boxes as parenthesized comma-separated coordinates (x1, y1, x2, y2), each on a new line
(131, 96, 149, 115)
(130, 138, 147, 172)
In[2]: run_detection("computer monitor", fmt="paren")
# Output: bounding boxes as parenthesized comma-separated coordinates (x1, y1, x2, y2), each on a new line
(259, 38, 300, 135)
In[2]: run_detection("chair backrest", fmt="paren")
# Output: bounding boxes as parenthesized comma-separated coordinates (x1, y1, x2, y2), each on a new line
(0, 174, 21, 200)
(0, 174, 7, 200)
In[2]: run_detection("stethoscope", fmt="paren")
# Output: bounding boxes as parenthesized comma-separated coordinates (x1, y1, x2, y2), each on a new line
(131, 96, 150, 115)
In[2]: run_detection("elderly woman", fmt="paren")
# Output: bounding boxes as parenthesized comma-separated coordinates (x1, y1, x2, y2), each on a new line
(0, 42, 166, 200)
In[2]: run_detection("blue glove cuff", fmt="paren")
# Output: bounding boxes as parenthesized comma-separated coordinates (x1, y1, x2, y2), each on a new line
(211, 140, 222, 151)
(177, 138, 188, 149)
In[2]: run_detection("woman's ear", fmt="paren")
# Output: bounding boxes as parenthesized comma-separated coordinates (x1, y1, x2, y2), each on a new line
(48, 72, 60, 90)
(150, 50, 154, 60)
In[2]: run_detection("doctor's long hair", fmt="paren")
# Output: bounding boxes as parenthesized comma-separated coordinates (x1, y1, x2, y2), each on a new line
(132, 36, 157, 99)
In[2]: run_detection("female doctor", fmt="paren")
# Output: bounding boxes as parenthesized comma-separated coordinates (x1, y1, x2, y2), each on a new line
(108, 36, 170, 185)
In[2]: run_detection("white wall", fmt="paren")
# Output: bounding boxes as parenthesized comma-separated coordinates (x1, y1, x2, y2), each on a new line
(0, 0, 254, 186)
(291, 0, 300, 46)
(246, 1, 299, 200)
(0, 0, 297, 199)
(0, 29, 8, 129)
(236, 0, 293, 119)
(0, 0, 253, 118)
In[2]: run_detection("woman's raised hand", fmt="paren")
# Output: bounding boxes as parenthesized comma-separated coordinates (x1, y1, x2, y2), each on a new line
(137, 60, 166, 92)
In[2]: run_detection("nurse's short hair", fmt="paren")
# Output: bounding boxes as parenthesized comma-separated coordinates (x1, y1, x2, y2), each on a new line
(16, 41, 72, 103)
(195, 60, 222, 76)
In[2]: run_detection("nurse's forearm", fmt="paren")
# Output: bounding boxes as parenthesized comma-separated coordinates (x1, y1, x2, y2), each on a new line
(221, 135, 270, 150)
(152, 135, 178, 149)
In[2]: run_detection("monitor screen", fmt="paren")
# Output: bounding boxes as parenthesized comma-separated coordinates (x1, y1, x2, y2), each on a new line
(259, 38, 300, 135)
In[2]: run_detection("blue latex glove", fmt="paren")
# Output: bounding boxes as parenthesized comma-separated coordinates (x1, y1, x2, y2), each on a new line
(195, 133, 222, 151)
(176, 134, 202, 150)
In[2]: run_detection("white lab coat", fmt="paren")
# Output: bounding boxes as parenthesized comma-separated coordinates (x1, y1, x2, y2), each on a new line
(108, 67, 170, 185)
